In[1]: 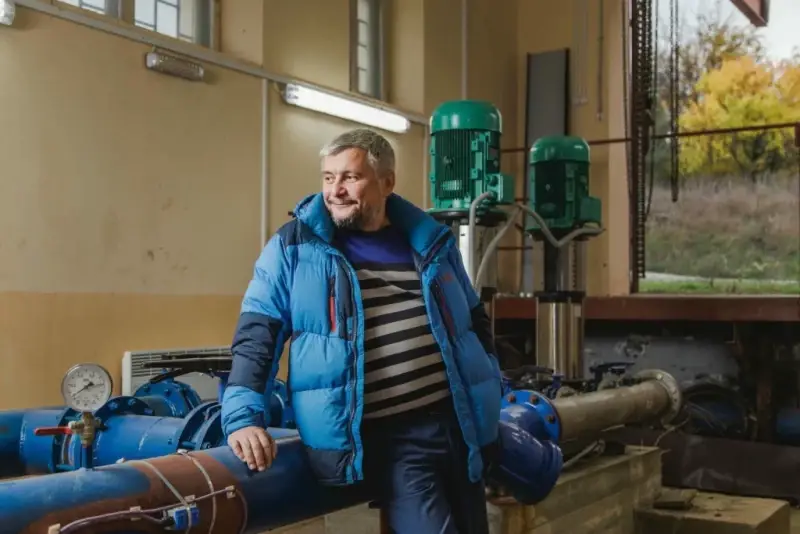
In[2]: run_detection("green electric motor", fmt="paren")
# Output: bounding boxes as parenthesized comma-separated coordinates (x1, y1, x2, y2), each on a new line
(428, 100, 515, 212)
(527, 136, 602, 233)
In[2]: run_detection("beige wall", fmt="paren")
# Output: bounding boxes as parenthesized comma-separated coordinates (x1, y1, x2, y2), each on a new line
(0, 0, 627, 408)
(515, 0, 630, 296)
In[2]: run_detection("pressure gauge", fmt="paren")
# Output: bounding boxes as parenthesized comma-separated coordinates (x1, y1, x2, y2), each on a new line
(60, 363, 113, 413)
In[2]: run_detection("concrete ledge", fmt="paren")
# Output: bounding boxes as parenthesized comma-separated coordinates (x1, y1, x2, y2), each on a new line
(489, 446, 663, 534)
(635, 491, 791, 534)
(269, 446, 664, 534)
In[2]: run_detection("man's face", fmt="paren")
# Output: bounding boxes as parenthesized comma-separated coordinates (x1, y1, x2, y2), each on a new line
(322, 148, 394, 230)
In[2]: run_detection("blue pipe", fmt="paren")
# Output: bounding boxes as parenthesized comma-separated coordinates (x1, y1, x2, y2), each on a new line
(0, 389, 563, 533)
(0, 379, 294, 478)
(133, 378, 203, 417)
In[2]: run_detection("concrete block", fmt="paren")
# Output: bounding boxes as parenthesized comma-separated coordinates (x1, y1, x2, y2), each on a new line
(324, 504, 380, 534)
(635, 491, 791, 534)
(489, 446, 663, 534)
(268, 517, 327, 534)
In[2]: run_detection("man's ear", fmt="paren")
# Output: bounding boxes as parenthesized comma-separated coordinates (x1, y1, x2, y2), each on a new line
(381, 171, 396, 196)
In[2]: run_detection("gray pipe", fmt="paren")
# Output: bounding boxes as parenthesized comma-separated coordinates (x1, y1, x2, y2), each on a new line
(551, 371, 682, 442)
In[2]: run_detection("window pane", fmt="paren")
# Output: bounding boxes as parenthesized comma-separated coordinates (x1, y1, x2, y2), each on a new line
(358, 70, 371, 95)
(156, 1, 178, 38)
(358, 20, 369, 46)
(135, 0, 155, 26)
(178, 0, 196, 41)
(357, 0, 371, 21)
(357, 45, 369, 70)
(82, 0, 106, 12)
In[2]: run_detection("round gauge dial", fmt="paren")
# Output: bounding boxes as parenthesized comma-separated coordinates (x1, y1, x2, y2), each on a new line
(60, 363, 114, 413)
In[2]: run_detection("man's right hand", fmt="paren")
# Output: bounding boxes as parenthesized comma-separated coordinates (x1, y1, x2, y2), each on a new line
(227, 426, 277, 472)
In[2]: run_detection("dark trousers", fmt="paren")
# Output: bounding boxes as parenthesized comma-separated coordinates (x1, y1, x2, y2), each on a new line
(361, 399, 490, 534)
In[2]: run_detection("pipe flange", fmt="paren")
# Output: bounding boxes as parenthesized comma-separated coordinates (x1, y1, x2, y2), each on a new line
(633, 369, 682, 427)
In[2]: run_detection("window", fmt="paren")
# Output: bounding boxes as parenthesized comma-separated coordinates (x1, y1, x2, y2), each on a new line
(58, 0, 116, 15)
(351, 0, 385, 100)
(134, 0, 212, 46)
(58, 0, 214, 47)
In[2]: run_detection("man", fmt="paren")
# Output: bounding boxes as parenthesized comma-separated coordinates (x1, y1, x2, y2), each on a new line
(221, 128, 502, 534)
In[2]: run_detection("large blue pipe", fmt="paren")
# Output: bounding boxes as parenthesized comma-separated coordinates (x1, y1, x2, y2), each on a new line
(0, 430, 370, 534)
(0, 374, 679, 533)
(0, 389, 566, 533)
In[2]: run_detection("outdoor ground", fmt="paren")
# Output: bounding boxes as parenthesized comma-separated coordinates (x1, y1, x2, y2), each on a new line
(643, 178, 799, 295)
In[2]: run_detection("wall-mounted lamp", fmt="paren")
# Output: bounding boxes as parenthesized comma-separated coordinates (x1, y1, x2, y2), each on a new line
(0, 0, 15, 26)
(145, 50, 205, 82)
(281, 83, 411, 134)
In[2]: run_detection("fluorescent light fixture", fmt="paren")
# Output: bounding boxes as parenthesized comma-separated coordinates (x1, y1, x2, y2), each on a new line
(145, 50, 205, 82)
(282, 83, 411, 133)
(0, 0, 15, 26)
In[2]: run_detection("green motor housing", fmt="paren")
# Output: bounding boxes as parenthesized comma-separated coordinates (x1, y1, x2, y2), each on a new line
(428, 100, 515, 212)
(527, 135, 602, 233)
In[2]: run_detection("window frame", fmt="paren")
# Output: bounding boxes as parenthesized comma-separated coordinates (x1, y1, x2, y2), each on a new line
(349, 0, 387, 101)
(55, 0, 219, 50)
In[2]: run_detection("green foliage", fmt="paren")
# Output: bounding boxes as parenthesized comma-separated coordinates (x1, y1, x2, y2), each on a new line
(678, 56, 800, 180)
(645, 180, 800, 283)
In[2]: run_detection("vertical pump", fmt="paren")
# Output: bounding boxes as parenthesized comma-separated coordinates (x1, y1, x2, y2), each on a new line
(526, 136, 602, 387)
(427, 100, 515, 300)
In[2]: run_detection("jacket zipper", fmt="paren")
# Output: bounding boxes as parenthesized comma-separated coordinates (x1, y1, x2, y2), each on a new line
(348, 273, 358, 482)
(419, 230, 452, 273)
(333, 255, 359, 483)
(328, 277, 337, 333)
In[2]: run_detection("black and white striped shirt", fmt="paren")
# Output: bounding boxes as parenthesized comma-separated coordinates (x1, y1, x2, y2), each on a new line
(337, 227, 451, 419)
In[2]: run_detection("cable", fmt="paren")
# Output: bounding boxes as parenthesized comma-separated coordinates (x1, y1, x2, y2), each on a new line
(178, 450, 218, 533)
(562, 441, 604, 470)
(467, 192, 495, 282)
(515, 203, 604, 248)
(138, 459, 194, 528)
(474, 206, 522, 291)
(472, 202, 604, 293)
(56, 488, 233, 533)
(54, 452, 242, 534)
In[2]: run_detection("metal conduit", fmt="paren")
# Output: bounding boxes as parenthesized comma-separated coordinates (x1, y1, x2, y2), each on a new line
(552, 374, 679, 442)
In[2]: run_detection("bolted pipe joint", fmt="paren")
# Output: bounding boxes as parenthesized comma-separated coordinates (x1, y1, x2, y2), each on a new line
(632, 369, 683, 427)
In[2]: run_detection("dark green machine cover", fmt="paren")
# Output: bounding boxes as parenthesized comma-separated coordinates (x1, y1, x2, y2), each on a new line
(428, 100, 514, 212)
(527, 135, 602, 232)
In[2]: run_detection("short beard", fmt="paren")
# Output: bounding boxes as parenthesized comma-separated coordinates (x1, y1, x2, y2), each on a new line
(328, 205, 376, 231)
(331, 210, 363, 230)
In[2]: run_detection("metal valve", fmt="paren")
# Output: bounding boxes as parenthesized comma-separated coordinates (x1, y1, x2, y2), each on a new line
(33, 412, 99, 469)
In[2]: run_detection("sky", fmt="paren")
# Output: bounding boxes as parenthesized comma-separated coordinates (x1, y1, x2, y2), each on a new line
(658, 0, 799, 60)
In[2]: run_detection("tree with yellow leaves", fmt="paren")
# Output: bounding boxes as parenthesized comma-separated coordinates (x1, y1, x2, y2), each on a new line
(678, 55, 800, 181)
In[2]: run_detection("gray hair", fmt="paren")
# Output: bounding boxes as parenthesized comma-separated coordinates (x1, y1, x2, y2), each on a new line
(319, 128, 396, 174)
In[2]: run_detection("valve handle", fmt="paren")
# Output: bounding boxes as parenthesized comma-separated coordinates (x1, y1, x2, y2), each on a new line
(34, 426, 73, 436)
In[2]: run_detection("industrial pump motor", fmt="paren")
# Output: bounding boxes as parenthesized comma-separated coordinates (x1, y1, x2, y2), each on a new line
(526, 136, 602, 388)
(427, 100, 516, 299)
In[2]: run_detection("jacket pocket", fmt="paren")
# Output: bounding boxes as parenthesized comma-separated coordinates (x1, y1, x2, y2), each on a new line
(328, 276, 337, 334)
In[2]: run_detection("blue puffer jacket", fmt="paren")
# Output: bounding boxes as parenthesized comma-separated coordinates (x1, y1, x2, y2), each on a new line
(221, 192, 502, 486)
